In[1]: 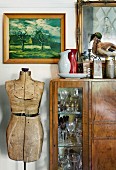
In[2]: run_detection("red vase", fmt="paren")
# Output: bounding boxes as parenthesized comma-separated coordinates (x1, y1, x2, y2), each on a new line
(68, 49, 78, 73)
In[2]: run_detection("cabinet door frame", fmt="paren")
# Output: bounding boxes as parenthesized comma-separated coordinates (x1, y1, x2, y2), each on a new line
(49, 79, 89, 170)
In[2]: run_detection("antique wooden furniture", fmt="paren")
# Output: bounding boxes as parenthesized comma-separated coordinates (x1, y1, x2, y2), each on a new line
(49, 78, 116, 170)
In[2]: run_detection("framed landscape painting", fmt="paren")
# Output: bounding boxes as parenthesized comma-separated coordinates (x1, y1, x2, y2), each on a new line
(3, 13, 65, 64)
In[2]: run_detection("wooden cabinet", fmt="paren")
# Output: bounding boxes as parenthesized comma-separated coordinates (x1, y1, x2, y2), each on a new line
(49, 78, 116, 170)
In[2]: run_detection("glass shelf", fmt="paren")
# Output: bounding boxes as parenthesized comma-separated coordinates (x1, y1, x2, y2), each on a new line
(58, 111, 81, 115)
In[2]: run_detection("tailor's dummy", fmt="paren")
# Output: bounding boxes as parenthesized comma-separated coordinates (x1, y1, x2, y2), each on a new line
(5, 68, 44, 162)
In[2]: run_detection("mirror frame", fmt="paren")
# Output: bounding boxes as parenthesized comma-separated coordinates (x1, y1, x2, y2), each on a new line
(77, 1, 116, 58)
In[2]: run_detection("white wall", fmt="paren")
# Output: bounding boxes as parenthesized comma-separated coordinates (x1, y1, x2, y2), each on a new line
(0, 0, 77, 170)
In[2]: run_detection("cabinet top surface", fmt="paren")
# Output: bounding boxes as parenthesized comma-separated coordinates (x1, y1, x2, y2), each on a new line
(50, 78, 116, 82)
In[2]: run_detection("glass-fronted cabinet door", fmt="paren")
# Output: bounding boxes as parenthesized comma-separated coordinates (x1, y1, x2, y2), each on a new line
(58, 87, 82, 170)
(50, 79, 89, 170)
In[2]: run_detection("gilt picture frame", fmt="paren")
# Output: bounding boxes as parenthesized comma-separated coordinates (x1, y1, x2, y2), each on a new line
(3, 13, 65, 64)
(77, 1, 116, 57)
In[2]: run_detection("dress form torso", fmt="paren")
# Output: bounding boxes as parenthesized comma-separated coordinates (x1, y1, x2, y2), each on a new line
(5, 70, 44, 162)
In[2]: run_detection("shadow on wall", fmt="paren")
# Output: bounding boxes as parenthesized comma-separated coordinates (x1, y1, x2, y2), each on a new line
(50, 64, 59, 79)
(35, 78, 50, 170)
(0, 85, 11, 155)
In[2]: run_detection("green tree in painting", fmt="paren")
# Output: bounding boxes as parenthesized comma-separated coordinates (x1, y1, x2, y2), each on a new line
(17, 31, 27, 51)
(34, 28, 51, 50)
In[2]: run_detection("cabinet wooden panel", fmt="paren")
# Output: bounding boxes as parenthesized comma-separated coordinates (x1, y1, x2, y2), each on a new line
(92, 140, 116, 170)
(91, 81, 116, 122)
(93, 123, 116, 138)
